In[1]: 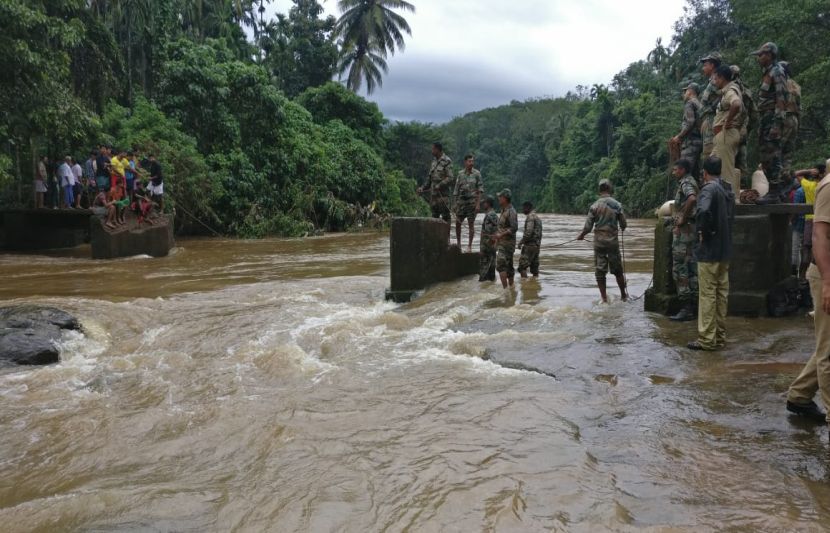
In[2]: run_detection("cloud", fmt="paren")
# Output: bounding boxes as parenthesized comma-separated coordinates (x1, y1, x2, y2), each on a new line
(267, 0, 686, 122)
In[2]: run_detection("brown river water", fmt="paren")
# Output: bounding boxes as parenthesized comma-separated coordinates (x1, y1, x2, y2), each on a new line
(0, 214, 828, 532)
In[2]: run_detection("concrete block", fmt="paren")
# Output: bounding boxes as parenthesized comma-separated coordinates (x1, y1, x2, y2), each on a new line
(90, 215, 175, 260)
(1, 209, 91, 250)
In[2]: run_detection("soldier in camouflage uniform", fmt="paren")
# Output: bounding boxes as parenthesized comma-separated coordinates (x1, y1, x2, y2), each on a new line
(780, 61, 801, 180)
(494, 189, 518, 288)
(671, 82, 703, 180)
(669, 159, 699, 322)
(578, 180, 628, 303)
(518, 201, 543, 278)
(453, 154, 483, 251)
(479, 196, 499, 282)
(752, 42, 791, 204)
(698, 52, 723, 161)
(417, 142, 454, 222)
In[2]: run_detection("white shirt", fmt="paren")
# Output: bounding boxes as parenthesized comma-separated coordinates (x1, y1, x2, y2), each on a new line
(72, 163, 82, 182)
(58, 162, 74, 187)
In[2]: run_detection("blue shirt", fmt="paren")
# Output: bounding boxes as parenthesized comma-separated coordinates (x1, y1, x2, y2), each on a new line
(793, 186, 806, 233)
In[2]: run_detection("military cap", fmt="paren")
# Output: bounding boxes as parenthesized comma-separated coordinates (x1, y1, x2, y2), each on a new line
(751, 42, 779, 56)
(497, 188, 512, 200)
(699, 52, 723, 64)
(684, 82, 701, 95)
(598, 179, 613, 191)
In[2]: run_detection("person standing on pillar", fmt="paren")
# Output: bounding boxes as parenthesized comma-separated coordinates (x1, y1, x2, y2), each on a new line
(752, 42, 791, 204)
(670, 159, 699, 322)
(711, 65, 745, 196)
(671, 83, 703, 180)
(780, 61, 801, 179)
(577, 180, 628, 303)
(417, 142, 454, 223)
(478, 196, 499, 282)
(453, 154, 483, 251)
(493, 189, 518, 288)
(688, 156, 733, 351)
(34, 155, 48, 209)
(518, 201, 542, 279)
(730, 65, 755, 184)
(698, 52, 723, 160)
(785, 169, 830, 431)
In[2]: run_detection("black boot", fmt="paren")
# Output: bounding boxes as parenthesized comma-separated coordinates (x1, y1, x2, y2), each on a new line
(670, 303, 696, 322)
(756, 183, 783, 205)
(786, 400, 827, 423)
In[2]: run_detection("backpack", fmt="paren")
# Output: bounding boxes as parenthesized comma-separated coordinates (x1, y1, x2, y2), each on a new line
(737, 79, 758, 132)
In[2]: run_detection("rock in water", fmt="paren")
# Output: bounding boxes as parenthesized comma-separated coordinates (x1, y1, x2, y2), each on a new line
(0, 306, 81, 365)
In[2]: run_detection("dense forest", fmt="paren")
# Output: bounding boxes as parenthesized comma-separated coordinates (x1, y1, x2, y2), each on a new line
(2, 0, 829, 235)
(429, 0, 830, 216)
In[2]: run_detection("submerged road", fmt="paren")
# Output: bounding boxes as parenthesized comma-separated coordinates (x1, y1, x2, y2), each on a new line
(0, 214, 827, 531)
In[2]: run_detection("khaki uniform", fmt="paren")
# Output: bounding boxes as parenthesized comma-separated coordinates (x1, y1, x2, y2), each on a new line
(479, 208, 499, 281)
(426, 154, 454, 222)
(673, 176, 699, 303)
(757, 62, 790, 188)
(788, 175, 830, 423)
(711, 82, 745, 195)
(679, 97, 703, 179)
(782, 78, 801, 177)
(699, 78, 720, 159)
(495, 205, 518, 277)
(582, 195, 627, 279)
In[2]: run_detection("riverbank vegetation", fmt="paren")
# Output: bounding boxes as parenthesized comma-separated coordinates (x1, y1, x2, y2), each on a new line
(1, 0, 828, 232)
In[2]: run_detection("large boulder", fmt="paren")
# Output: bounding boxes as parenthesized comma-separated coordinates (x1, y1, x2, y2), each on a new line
(0, 306, 80, 365)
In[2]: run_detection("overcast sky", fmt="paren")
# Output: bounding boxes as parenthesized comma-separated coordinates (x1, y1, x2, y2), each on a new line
(269, 0, 687, 123)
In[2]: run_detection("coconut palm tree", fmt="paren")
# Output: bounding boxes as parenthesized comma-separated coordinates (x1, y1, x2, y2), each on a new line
(335, 0, 415, 94)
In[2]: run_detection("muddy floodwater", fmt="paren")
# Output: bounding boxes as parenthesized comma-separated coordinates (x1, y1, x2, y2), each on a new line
(0, 214, 828, 532)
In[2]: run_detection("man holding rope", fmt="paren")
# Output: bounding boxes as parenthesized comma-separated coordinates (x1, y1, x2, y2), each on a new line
(578, 179, 628, 303)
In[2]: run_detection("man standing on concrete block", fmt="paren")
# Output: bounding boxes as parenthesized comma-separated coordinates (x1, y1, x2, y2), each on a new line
(711, 65, 746, 196)
(417, 142, 454, 223)
(479, 196, 498, 282)
(785, 171, 830, 429)
(688, 156, 733, 351)
(453, 154, 483, 252)
(493, 189, 518, 288)
(670, 82, 702, 180)
(670, 159, 699, 322)
(577, 180, 628, 303)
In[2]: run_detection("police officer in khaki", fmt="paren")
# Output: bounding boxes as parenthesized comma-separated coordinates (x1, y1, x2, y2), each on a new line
(418, 142, 454, 223)
(786, 172, 830, 435)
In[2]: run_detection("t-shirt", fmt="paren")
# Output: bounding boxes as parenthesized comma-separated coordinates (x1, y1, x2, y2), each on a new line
(37, 161, 47, 181)
(149, 161, 163, 186)
(96, 155, 110, 178)
(72, 163, 83, 182)
(803, 178, 819, 221)
(58, 162, 74, 187)
(126, 160, 136, 181)
(110, 156, 126, 178)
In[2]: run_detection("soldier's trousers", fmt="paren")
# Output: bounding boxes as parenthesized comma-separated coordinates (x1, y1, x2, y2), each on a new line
(712, 128, 741, 195)
(782, 115, 800, 179)
(479, 248, 496, 281)
(672, 228, 698, 303)
(518, 245, 540, 276)
(697, 261, 729, 350)
(430, 198, 451, 222)
(496, 242, 516, 278)
(735, 132, 748, 183)
(701, 119, 714, 160)
(759, 117, 784, 188)
(787, 264, 830, 423)
(681, 139, 702, 180)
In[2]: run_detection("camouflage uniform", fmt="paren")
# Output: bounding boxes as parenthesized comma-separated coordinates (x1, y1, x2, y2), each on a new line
(425, 154, 454, 222)
(495, 205, 518, 278)
(582, 195, 627, 280)
(673, 176, 699, 303)
(679, 96, 703, 179)
(518, 210, 543, 276)
(479, 207, 499, 281)
(453, 168, 483, 222)
(782, 77, 801, 178)
(757, 61, 790, 188)
(699, 77, 720, 160)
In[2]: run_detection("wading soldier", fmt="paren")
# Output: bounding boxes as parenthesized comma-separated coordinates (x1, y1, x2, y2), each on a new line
(670, 159, 699, 322)
(699, 52, 723, 160)
(453, 154, 483, 251)
(786, 170, 830, 431)
(493, 189, 518, 288)
(518, 201, 542, 279)
(752, 42, 791, 204)
(417, 142, 454, 222)
(671, 82, 703, 179)
(578, 180, 628, 303)
(479, 196, 499, 282)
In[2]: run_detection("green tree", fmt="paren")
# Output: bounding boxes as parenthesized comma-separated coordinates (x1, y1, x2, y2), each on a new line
(296, 82, 385, 147)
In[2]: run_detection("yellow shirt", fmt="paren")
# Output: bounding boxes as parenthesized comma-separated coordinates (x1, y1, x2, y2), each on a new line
(803, 179, 819, 221)
(110, 156, 126, 178)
